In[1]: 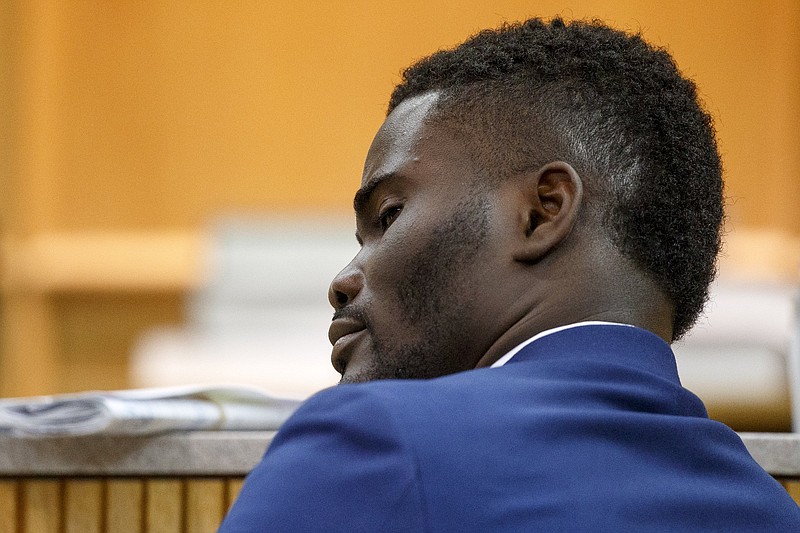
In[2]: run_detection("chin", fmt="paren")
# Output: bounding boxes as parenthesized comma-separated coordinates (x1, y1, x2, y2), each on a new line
(338, 369, 376, 385)
(338, 364, 407, 384)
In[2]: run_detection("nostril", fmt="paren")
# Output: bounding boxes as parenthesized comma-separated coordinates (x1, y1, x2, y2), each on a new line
(335, 290, 349, 307)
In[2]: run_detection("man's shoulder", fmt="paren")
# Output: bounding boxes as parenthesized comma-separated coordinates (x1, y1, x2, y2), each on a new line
(279, 368, 510, 443)
(302, 366, 506, 411)
(294, 370, 485, 418)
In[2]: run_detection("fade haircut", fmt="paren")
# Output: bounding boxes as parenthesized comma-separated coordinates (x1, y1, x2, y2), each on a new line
(389, 18, 724, 340)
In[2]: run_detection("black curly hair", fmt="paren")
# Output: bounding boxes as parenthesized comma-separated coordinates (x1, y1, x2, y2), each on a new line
(388, 17, 723, 340)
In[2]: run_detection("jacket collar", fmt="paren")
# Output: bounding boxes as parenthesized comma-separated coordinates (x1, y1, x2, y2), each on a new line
(496, 323, 681, 385)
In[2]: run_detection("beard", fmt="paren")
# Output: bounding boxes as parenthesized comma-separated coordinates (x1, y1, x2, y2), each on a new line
(339, 195, 491, 384)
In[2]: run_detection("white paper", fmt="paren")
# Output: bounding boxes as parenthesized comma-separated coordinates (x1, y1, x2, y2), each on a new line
(0, 384, 303, 436)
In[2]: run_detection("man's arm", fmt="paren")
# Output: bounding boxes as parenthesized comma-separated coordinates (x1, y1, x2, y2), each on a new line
(220, 385, 425, 532)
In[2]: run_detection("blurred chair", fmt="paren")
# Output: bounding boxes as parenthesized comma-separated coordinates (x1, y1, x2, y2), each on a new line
(131, 216, 358, 398)
(673, 229, 800, 432)
(673, 281, 798, 431)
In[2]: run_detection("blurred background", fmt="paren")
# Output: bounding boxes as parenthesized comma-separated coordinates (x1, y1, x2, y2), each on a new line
(1, 1, 799, 430)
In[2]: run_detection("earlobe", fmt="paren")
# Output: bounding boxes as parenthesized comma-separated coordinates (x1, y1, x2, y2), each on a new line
(513, 161, 583, 263)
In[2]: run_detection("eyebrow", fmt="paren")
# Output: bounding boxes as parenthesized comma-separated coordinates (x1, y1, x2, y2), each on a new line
(353, 172, 397, 215)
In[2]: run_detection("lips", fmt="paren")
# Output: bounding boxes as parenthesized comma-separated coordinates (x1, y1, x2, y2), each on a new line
(328, 316, 367, 345)
(329, 317, 367, 374)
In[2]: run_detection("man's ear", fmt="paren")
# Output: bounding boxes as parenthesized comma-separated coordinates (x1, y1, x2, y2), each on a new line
(513, 161, 583, 263)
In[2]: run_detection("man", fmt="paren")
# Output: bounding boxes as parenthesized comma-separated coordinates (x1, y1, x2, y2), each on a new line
(221, 18, 800, 531)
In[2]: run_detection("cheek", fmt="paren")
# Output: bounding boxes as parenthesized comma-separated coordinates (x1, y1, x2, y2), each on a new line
(364, 233, 420, 299)
(364, 207, 431, 293)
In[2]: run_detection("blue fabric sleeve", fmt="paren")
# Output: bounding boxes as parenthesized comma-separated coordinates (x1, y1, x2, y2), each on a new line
(219, 385, 424, 532)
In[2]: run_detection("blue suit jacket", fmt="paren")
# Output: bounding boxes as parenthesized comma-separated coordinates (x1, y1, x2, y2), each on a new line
(221, 325, 800, 531)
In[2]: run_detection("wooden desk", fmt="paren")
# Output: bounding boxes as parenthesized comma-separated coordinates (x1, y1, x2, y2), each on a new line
(0, 432, 798, 532)
(0, 232, 204, 397)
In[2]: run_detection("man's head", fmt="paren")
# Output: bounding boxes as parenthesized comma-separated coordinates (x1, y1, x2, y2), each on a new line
(328, 18, 723, 383)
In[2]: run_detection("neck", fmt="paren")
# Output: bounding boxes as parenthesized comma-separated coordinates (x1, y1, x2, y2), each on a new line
(475, 242, 674, 368)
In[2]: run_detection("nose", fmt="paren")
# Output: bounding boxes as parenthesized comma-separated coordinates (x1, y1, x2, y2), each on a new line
(328, 257, 364, 310)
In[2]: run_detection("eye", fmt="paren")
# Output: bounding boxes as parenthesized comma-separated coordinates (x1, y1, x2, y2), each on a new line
(378, 205, 402, 232)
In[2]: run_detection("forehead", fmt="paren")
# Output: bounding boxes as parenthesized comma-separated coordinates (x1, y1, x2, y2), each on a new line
(355, 92, 489, 220)
(362, 92, 450, 186)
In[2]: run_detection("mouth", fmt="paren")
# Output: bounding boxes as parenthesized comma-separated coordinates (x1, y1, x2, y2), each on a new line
(328, 317, 367, 374)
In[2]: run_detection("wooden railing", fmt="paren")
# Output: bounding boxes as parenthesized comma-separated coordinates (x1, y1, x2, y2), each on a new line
(0, 432, 798, 532)
(0, 477, 244, 532)
(0, 431, 263, 532)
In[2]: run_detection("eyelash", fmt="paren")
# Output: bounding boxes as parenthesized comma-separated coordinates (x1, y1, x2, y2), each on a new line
(378, 205, 402, 232)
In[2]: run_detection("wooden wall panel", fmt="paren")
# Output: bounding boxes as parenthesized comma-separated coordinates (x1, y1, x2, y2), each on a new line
(144, 479, 184, 533)
(64, 479, 104, 533)
(21, 479, 62, 533)
(0, 293, 58, 396)
(106, 479, 144, 533)
(1, 1, 798, 399)
(185, 479, 226, 533)
(780, 478, 800, 504)
(0, 475, 797, 531)
(2, 0, 798, 233)
(0, 477, 243, 532)
(0, 480, 18, 532)
(226, 478, 245, 512)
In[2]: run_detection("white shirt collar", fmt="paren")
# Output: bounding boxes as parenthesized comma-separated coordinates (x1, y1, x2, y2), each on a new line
(490, 321, 635, 368)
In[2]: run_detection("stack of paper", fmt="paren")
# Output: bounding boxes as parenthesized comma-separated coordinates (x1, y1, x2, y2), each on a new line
(0, 385, 303, 436)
